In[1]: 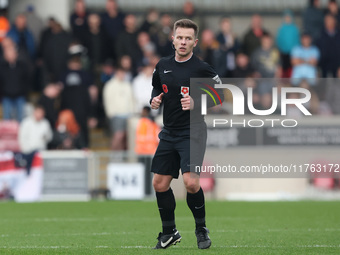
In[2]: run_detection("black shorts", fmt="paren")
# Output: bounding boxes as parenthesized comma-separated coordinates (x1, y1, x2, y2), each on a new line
(151, 124, 207, 178)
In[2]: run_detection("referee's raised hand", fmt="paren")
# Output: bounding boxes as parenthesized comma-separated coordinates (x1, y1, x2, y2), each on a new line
(151, 93, 164, 109)
(181, 94, 194, 111)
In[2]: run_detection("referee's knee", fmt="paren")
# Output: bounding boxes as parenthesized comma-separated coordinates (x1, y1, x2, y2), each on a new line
(152, 176, 170, 192)
(184, 180, 200, 194)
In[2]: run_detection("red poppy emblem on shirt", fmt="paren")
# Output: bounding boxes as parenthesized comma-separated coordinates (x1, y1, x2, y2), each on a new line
(180, 86, 189, 96)
(162, 84, 168, 93)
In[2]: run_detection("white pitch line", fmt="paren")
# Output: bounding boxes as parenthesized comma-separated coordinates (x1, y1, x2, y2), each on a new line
(299, 245, 340, 248)
(0, 246, 75, 249)
(0, 232, 136, 238)
(121, 246, 151, 249)
(34, 218, 97, 222)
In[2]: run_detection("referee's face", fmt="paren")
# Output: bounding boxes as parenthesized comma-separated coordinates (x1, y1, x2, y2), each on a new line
(172, 27, 198, 59)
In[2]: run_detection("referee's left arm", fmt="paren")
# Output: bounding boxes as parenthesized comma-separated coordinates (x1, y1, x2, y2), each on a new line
(193, 63, 225, 110)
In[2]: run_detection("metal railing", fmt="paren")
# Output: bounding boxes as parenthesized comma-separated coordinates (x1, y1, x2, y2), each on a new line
(86, 0, 315, 11)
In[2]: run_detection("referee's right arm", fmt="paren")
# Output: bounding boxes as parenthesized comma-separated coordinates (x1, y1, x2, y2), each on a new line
(150, 63, 164, 110)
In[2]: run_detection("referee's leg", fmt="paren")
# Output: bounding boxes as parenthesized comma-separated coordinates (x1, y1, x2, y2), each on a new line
(152, 174, 177, 234)
(183, 172, 211, 249)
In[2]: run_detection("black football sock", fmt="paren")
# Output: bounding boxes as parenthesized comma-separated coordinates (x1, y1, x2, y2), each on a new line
(186, 187, 206, 229)
(156, 188, 176, 234)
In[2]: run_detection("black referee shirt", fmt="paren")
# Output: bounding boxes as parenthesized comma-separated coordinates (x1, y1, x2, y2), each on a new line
(151, 54, 222, 131)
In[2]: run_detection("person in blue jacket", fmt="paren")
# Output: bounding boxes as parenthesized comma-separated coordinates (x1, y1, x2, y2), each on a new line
(276, 9, 299, 78)
(7, 14, 35, 60)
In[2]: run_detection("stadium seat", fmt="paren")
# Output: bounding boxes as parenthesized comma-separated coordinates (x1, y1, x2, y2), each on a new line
(0, 121, 20, 152)
(310, 161, 335, 190)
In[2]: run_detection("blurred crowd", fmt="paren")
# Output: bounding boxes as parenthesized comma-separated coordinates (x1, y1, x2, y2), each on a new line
(0, 0, 340, 151)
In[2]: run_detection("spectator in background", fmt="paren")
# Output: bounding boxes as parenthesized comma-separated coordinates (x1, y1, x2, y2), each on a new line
(70, 0, 88, 45)
(115, 14, 139, 71)
(100, 59, 115, 84)
(291, 32, 320, 86)
(18, 105, 52, 154)
(182, 1, 203, 33)
(24, 5, 44, 91)
(0, 46, 29, 122)
(36, 17, 56, 88)
(59, 56, 96, 148)
(317, 14, 340, 78)
(97, 59, 115, 128)
(135, 106, 160, 195)
(37, 83, 61, 130)
(68, 39, 90, 71)
(24, 5, 44, 45)
(232, 52, 254, 78)
(325, 0, 340, 24)
(103, 68, 135, 150)
(37, 17, 55, 60)
(132, 64, 155, 114)
(119, 55, 134, 81)
(242, 14, 268, 57)
(276, 9, 300, 78)
(135, 106, 160, 156)
(55, 109, 84, 149)
(136, 31, 156, 69)
(303, 0, 324, 42)
(41, 20, 72, 82)
(37, 82, 61, 149)
(7, 13, 35, 60)
(0, 36, 14, 59)
(198, 29, 219, 67)
(215, 17, 239, 77)
(18, 104, 52, 175)
(148, 54, 161, 68)
(251, 33, 281, 95)
(251, 33, 281, 77)
(140, 8, 160, 37)
(0, 10, 10, 43)
(153, 13, 173, 57)
(83, 13, 109, 76)
(101, 0, 125, 61)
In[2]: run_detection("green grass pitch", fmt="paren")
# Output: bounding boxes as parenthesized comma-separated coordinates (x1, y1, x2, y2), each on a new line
(0, 200, 339, 254)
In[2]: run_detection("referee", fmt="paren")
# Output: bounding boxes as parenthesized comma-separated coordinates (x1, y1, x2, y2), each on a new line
(150, 19, 223, 249)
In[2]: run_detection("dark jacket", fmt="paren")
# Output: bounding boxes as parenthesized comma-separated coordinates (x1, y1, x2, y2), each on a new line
(0, 60, 29, 98)
(38, 94, 58, 129)
(42, 30, 72, 81)
(303, 6, 324, 41)
(242, 28, 268, 57)
(316, 29, 340, 75)
(83, 29, 110, 67)
(70, 11, 89, 44)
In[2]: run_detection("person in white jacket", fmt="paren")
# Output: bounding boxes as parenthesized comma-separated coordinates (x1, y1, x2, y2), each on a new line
(132, 65, 157, 115)
(19, 105, 53, 154)
(103, 68, 135, 150)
